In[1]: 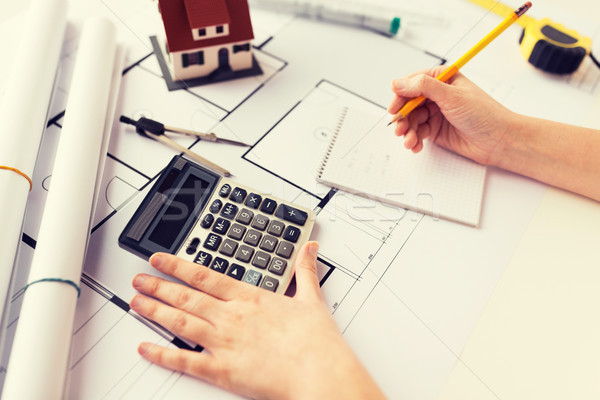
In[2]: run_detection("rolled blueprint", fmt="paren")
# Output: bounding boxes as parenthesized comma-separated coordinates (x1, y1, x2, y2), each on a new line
(2, 18, 118, 400)
(0, 0, 67, 349)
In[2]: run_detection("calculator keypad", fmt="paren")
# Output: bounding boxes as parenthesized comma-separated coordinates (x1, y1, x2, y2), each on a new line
(179, 181, 315, 294)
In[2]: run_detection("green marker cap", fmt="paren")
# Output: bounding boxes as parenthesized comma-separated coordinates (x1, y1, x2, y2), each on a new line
(390, 17, 401, 35)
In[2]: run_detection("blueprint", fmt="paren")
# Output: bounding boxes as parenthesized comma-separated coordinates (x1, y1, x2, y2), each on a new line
(1, 0, 600, 398)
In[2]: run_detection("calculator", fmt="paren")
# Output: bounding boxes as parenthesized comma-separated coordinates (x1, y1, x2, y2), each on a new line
(119, 156, 316, 294)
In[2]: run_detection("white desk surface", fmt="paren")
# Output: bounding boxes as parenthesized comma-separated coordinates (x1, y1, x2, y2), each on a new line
(2, 1, 600, 399)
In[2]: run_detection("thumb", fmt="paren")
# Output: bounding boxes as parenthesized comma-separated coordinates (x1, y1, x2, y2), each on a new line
(392, 73, 456, 105)
(293, 241, 322, 301)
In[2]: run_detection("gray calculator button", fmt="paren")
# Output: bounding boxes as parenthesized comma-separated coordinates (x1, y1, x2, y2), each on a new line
(235, 245, 254, 263)
(259, 235, 278, 253)
(252, 251, 271, 269)
(260, 276, 279, 292)
(268, 257, 288, 276)
(227, 223, 246, 240)
(243, 229, 262, 246)
(242, 270, 262, 286)
(251, 214, 269, 231)
(275, 242, 294, 259)
(236, 208, 254, 225)
(267, 221, 285, 237)
(219, 239, 238, 257)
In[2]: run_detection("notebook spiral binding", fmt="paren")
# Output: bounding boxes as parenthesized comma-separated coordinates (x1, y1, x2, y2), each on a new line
(316, 106, 348, 179)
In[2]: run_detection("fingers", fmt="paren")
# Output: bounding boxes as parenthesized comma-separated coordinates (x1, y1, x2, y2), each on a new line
(392, 73, 456, 105)
(149, 253, 244, 301)
(394, 105, 432, 153)
(138, 343, 220, 383)
(389, 66, 459, 117)
(293, 241, 322, 301)
(131, 295, 217, 347)
(132, 273, 223, 321)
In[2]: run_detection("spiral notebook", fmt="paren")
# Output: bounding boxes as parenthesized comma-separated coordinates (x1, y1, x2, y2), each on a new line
(316, 107, 487, 226)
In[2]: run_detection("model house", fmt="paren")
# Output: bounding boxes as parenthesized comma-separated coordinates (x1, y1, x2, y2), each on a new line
(155, 0, 260, 86)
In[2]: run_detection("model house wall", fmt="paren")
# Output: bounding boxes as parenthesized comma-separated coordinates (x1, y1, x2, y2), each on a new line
(157, 0, 255, 82)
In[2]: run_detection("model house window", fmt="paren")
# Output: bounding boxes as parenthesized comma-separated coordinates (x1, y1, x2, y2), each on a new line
(216, 25, 224, 34)
(182, 51, 205, 67)
(233, 43, 250, 53)
(198, 28, 206, 36)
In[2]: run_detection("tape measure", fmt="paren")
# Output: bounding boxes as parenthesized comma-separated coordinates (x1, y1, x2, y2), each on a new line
(519, 17, 592, 74)
(467, 0, 595, 74)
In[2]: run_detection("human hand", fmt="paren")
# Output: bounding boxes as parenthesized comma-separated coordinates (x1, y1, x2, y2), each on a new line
(388, 66, 516, 166)
(129, 242, 385, 400)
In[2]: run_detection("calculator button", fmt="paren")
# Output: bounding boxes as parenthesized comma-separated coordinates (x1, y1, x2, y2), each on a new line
(260, 276, 279, 292)
(220, 203, 239, 219)
(275, 242, 294, 259)
(259, 235, 278, 253)
(219, 239, 238, 257)
(245, 193, 262, 209)
(243, 270, 262, 286)
(275, 204, 308, 226)
(282, 226, 301, 243)
(235, 208, 254, 225)
(229, 187, 247, 203)
(252, 251, 271, 269)
(186, 237, 200, 255)
(227, 223, 246, 240)
(268, 257, 288, 276)
(210, 257, 229, 274)
(203, 233, 222, 251)
(267, 221, 285, 237)
(259, 198, 277, 214)
(200, 214, 215, 229)
(235, 245, 254, 263)
(251, 214, 269, 231)
(219, 184, 232, 197)
(209, 199, 223, 213)
(243, 229, 262, 246)
(212, 217, 231, 235)
(227, 264, 246, 280)
(194, 251, 212, 266)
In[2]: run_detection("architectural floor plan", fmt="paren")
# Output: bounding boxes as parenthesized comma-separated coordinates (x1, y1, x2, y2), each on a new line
(1, 0, 599, 398)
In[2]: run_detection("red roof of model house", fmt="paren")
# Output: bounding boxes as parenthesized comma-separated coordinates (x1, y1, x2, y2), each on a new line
(158, 0, 255, 53)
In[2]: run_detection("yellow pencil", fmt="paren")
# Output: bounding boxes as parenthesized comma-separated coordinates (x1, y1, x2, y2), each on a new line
(389, 1, 532, 126)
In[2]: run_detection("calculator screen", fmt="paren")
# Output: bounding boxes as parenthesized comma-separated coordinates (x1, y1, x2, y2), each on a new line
(118, 156, 221, 259)
(148, 175, 211, 248)
(148, 173, 213, 248)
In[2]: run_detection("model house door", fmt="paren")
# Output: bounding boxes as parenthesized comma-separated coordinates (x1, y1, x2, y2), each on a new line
(218, 48, 230, 70)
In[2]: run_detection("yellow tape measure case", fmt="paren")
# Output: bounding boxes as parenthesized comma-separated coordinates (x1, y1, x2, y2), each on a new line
(519, 18, 592, 74)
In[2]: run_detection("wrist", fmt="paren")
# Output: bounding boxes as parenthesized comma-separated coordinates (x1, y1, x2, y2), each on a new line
(286, 341, 385, 400)
(488, 111, 528, 170)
